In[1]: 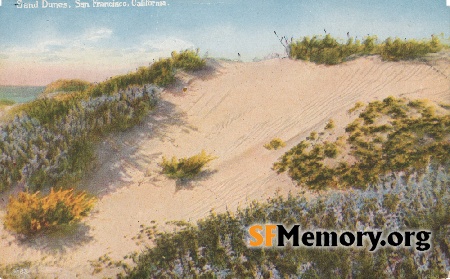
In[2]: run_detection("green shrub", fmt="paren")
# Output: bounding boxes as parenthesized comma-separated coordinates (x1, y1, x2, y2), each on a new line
(362, 35, 378, 54)
(4, 188, 96, 235)
(85, 58, 175, 98)
(0, 99, 15, 107)
(290, 34, 444, 65)
(17, 97, 76, 126)
(42, 79, 91, 95)
(324, 119, 335, 130)
(348, 101, 365, 114)
(264, 138, 286, 150)
(380, 37, 443, 61)
(307, 131, 318, 140)
(290, 34, 351, 65)
(84, 49, 204, 98)
(274, 97, 450, 190)
(160, 150, 216, 179)
(171, 49, 206, 71)
(383, 193, 400, 213)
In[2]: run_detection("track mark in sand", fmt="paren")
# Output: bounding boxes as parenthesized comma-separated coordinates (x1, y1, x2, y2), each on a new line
(191, 86, 230, 116)
(206, 109, 251, 140)
(337, 65, 372, 95)
(345, 64, 390, 96)
(185, 91, 208, 113)
(334, 66, 361, 93)
(203, 89, 231, 118)
(370, 68, 403, 94)
(432, 65, 449, 79)
(401, 89, 449, 100)
(398, 64, 424, 82)
(186, 174, 244, 217)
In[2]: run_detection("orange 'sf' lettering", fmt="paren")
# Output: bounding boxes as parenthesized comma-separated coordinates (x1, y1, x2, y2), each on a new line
(265, 224, 277, 247)
(248, 225, 263, 247)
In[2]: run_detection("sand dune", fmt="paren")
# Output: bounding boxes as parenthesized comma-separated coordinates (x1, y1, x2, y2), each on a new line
(1, 55, 449, 278)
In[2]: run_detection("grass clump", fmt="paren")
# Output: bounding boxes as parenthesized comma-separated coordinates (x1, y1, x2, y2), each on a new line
(85, 49, 205, 98)
(4, 188, 96, 235)
(380, 36, 442, 61)
(160, 150, 216, 180)
(274, 97, 450, 190)
(324, 119, 335, 130)
(171, 49, 206, 71)
(290, 34, 376, 65)
(290, 34, 444, 65)
(348, 101, 365, 114)
(264, 138, 286, 150)
(0, 99, 16, 107)
(42, 79, 91, 96)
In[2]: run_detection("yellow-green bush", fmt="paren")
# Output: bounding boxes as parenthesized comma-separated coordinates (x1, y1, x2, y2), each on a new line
(4, 188, 96, 235)
(42, 79, 91, 95)
(0, 99, 15, 107)
(324, 119, 335, 130)
(264, 138, 286, 150)
(290, 34, 444, 65)
(348, 101, 365, 114)
(171, 49, 206, 71)
(160, 150, 216, 179)
(274, 97, 450, 190)
(380, 36, 443, 61)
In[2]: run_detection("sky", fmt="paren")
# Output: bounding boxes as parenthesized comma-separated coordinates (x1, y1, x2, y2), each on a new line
(0, 0, 448, 85)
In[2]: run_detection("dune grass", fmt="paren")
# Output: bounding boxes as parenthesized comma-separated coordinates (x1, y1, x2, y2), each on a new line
(289, 34, 444, 65)
(274, 97, 450, 191)
(42, 79, 91, 96)
(171, 49, 206, 71)
(264, 138, 286, 150)
(0, 99, 15, 107)
(324, 119, 335, 130)
(160, 150, 216, 180)
(85, 49, 206, 98)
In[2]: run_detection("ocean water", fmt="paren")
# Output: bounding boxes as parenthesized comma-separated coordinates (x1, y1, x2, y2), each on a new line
(0, 86, 45, 104)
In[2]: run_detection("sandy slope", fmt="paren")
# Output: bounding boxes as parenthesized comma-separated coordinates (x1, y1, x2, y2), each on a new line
(1, 55, 449, 278)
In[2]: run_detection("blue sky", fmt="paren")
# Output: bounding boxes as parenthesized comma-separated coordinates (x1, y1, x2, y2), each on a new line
(0, 0, 448, 85)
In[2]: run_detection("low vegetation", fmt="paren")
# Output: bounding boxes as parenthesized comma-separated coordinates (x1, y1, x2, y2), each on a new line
(160, 150, 216, 180)
(0, 49, 206, 193)
(171, 49, 206, 71)
(0, 262, 35, 279)
(117, 166, 449, 278)
(0, 99, 15, 107)
(42, 79, 91, 96)
(4, 188, 95, 235)
(264, 138, 286, 150)
(85, 49, 205, 98)
(290, 34, 444, 65)
(274, 97, 450, 190)
(324, 119, 335, 130)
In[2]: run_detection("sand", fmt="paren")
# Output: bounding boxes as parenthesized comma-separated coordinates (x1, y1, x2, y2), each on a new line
(0, 55, 449, 278)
